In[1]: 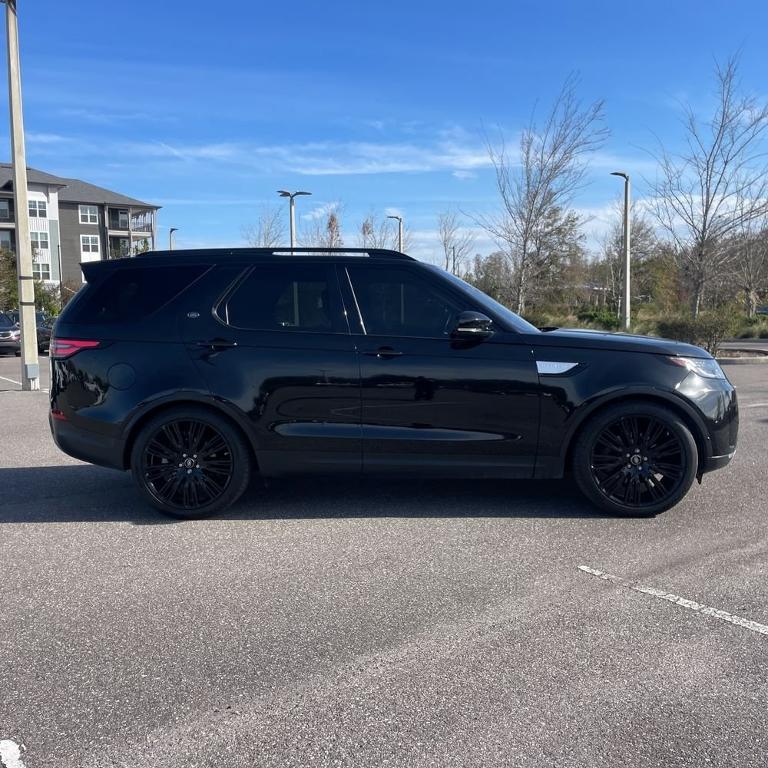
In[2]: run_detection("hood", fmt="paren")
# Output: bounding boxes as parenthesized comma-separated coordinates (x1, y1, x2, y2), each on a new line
(533, 328, 712, 358)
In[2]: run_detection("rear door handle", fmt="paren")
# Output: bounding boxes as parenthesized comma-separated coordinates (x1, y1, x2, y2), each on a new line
(363, 346, 403, 359)
(195, 338, 238, 350)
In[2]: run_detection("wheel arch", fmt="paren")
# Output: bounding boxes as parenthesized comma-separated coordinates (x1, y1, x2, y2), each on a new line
(121, 394, 259, 470)
(561, 390, 711, 477)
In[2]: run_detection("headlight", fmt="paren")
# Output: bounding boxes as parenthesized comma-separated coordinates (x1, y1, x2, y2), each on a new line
(669, 356, 726, 379)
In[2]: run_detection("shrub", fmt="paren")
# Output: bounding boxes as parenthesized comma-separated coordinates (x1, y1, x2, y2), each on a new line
(522, 311, 572, 330)
(656, 311, 736, 356)
(632, 318, 657, 336)
(656, 317, 697, 344)
(759, 328, 768, 339)
(575, 307, 621, 331)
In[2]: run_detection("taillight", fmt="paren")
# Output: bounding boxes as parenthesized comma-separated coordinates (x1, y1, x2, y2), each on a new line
(50, 338, 101, 359)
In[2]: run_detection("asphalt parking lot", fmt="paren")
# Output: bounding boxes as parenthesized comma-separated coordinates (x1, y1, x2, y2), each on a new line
(0, 354, 766, 768)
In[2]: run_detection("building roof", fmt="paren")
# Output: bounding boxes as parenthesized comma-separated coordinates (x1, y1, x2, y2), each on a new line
(0, 163, 159, 209)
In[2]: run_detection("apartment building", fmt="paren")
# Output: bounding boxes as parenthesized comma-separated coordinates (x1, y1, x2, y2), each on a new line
(0, 164, 159, 285)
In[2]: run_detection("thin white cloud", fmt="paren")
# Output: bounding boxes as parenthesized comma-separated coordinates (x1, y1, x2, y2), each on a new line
(26, 132, 70, 144)
(57, 107, 175, 125)
(23, 134, 493, 177)
(302, 201, 342, 221)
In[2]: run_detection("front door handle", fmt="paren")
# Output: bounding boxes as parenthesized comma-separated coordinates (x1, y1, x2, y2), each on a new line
(363, 346, 403, 359)
(195, 338, 238, 350)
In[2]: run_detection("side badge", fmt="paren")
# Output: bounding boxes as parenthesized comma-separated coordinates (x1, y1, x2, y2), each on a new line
(186, 311, 200, 319)
(536, 361, 579, 375)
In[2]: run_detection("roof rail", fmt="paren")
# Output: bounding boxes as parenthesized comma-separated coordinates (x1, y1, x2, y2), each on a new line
(137, 246, 414, 261)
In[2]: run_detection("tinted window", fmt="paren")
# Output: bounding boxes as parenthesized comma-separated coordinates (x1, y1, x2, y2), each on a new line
(347, 266, 462, 338)
(70, 265, 208, 324)
(224, 264, 342, 333)
(428, 266, 540, 334)
(0, 312, 13, 329)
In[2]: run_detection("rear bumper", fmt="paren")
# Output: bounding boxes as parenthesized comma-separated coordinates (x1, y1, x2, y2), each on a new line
(49, 414, 126, 470)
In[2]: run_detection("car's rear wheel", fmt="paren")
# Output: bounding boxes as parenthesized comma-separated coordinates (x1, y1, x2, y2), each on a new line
(130, 406, 251, 519)
(573, 402, 698, 516)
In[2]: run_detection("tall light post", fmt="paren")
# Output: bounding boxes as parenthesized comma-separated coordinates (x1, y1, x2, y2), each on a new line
(169, 227, 178, 250)
(611, 172, 631, 331)
(277, 190, 312, 248)
(387, 214, 404, 252)
(2, 0, 38, 390)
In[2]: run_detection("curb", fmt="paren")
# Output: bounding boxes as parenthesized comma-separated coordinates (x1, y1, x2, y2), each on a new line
(716, 356, 768, 366)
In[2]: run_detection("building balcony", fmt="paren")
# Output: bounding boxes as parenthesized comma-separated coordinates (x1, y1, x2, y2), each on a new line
(107, 208, 154, 233)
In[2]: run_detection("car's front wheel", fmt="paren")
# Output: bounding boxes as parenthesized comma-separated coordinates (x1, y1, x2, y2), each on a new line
(130, 406, 252, 519)
(573, 401, 698, 516)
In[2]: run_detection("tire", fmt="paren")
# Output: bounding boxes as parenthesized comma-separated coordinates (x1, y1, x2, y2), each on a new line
(572, 401, 698, 517)
(130, 405, 252, 519)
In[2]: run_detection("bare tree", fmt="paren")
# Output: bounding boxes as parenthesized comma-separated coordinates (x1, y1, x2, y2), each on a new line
(437, 210, 475, 274)
(600, 198, 659, 316)
(728, 215, 768, 317)
(648, 57, 768, 317)
(475, 75, 608, 313)
(358, 212, 395, 248)
(242, 206, 285, 247)
(358, 212, 414, 253)
(326, 211, 343, 249)
(302, 206, 344, 249)
(463, 251, 515, 306)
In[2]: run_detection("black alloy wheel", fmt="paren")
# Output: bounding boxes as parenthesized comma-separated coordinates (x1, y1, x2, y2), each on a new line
(573, 402, 698, 516)
(131, 406, 251, 518)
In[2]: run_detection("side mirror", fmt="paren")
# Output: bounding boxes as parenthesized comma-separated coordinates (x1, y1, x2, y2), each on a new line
(451, 311, 494, 339)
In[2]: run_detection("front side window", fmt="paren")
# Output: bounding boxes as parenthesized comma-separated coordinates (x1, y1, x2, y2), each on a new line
(347, 266, 462, 338)
(29, 200, 47, 218)
(81, 234, 100, 253)
(79, 205, 98, 224)
(30, 231, 49, 251)
(223, 264, 342, 333)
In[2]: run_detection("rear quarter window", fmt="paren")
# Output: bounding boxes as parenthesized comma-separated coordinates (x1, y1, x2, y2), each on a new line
(67, 265, 209, 324)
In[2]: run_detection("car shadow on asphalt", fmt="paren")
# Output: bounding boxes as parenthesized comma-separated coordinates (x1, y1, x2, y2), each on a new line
(0, 464, 628, 524)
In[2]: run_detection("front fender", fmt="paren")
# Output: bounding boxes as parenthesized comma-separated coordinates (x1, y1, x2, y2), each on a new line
(534, 384, 712, 479)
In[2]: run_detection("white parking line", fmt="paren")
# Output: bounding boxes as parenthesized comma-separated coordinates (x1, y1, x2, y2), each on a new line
(0, 740, 27, 768)
(741, 402, 768, 409)
(0, 374, 21, 387)
(578, 565, 768, 636)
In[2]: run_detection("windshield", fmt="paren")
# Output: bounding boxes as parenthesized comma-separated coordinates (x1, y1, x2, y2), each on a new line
(0, 312, 14, 329)
(425, 265, 540, 334)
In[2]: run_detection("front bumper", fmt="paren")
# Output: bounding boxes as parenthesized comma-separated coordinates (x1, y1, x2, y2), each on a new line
(0, 339, 21, 354)
(703, 451, 736, 473)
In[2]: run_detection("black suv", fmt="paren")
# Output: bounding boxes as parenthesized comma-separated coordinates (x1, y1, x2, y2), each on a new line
(49, 248, 738, 519)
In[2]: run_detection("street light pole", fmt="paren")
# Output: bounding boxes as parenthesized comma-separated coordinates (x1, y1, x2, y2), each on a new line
(611, 172, 631, 331)
(3, 0, 38, 390)
(277, 190, 312, 248)
(169, 227, 178, 250)
(387, 214, 404, 252)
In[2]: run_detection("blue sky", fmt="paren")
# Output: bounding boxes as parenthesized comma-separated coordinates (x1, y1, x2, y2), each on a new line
(1, 0, 767, 261)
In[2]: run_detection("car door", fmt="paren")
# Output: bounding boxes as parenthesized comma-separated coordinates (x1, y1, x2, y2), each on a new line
(182, 261, 361, 476)
(343, 263, 540, 478)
